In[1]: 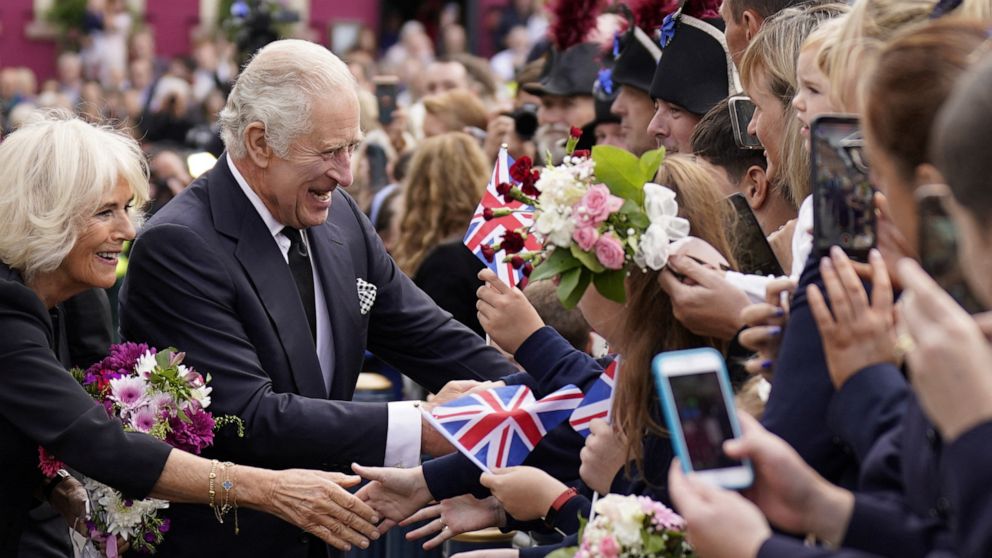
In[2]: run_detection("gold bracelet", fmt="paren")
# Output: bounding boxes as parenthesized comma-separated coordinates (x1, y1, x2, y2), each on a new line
(208, 459, 219, 517)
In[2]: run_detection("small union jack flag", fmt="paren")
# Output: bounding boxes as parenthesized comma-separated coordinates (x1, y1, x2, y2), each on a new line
(569, 358, 619, 437)
(424, 384, 584, 473)
(463, 146, 542, 289)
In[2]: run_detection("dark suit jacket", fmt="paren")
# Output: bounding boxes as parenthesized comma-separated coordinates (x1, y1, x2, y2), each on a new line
(0, 265, 170, 556)
(119, 157, 515, 558)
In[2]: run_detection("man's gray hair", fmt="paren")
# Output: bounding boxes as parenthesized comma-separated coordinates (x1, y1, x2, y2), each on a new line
(219, 39, 357, 159)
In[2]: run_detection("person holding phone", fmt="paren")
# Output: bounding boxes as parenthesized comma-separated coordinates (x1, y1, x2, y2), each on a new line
(351, 156, 741, 558)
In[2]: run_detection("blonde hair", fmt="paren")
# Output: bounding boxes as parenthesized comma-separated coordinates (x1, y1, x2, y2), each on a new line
(826, 0, 936, 112)
(613, 154, 737, 474)
(952, 0, 992, 19)
(219, 39, 358, 159)
(422, 90, 489, 134)
(740, 3, 849, 206)
(800, 16, 847, 109)
(393, 132, 490, 275)
(0, 110, 149, 280)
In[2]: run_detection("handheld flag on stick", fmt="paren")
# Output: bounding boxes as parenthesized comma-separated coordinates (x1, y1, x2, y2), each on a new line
(569, 358, 619, 437)
(424, 384, 584, 473)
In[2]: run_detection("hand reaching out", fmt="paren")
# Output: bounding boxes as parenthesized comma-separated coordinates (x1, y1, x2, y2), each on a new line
(352, 464, 433, 534)
(476, 269, 545, 354)
(579, 419, 628, 494)
(739, 277, 796, 379)
(480, 466, 568, 522)
(402, 495, 503, 550)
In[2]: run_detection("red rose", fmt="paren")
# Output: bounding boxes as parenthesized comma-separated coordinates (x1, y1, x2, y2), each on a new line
(501, 231, 526, 254)
(480, 245, 496, 262)
(509, 156, 533, 182)
(569, 126, 583, 139)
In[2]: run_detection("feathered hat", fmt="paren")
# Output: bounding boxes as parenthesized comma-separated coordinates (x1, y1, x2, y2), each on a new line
(523, 0, 604, 97)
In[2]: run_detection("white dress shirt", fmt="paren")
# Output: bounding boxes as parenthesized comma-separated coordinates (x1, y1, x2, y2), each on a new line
(227, 155, 421, 467)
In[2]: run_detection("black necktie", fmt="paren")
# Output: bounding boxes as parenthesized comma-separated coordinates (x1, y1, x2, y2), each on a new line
(282, 227, 317, 343)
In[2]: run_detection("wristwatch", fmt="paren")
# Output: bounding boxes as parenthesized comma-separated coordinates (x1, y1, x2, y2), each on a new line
(543, 486, 579, 529)
(42, 469, 71, 501)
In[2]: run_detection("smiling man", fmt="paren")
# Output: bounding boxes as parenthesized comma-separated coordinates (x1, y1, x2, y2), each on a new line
(119, 40, 515, 558)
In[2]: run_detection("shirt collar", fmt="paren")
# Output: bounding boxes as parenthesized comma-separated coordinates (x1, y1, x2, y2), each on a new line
(227, 153, 285, 240)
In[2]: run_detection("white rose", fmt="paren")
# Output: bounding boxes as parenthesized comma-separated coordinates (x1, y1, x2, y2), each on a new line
(535, 207, 575, 248)
(643, 183, 691, 242)
(635, 223, 672, 270)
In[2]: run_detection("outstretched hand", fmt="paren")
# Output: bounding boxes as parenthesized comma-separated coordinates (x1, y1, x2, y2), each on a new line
(480, 466, 567, 522)
(579, 419, 628, 494)
(402, 495, 503, 550)
(352, 464, 433, 535)
(477, 269, 545, 354)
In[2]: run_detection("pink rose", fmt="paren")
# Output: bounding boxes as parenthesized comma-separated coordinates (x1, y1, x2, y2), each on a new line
(595, 233, 626, 270)
(572, 225, 600, 251)
(600, 535, 620, 558)
(575, 184, 625, 226)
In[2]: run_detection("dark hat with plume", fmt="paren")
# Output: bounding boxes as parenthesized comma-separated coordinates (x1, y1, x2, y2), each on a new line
(523, 0, 603, 97)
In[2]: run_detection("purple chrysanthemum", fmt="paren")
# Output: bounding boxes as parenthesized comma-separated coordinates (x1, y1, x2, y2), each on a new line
(166, 409, 216, 454)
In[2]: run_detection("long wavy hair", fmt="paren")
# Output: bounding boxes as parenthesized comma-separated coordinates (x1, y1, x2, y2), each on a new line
(610, 154, 737, 472)
(393, 132, 490, 276)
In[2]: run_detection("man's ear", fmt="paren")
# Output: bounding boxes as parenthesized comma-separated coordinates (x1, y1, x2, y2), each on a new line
(742, 164, 770, 210)
(915, 162, 945, 187)
(743, 10, 763, 42)
(244, 122, 272, 169)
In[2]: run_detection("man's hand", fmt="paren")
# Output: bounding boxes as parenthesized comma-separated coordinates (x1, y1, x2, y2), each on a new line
(477, 269, 545, 354)
(480, 466, 567, 522)
(352, 464, 433, 534)
(807, 248, 897, 388)
(428, 380, 504, 406)
(722, 414, 853, 544)
(402, 495, 502, 550)
(899, 259, 992, 442)
(668, 459, 772, 558)
(579, 419, 628, 494)
(658, 254, 751, 341)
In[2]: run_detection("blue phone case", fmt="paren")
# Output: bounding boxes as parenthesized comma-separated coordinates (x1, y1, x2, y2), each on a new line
(652, 347, 753, 489)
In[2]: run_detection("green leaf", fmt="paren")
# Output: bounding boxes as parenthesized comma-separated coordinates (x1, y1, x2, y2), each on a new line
(557, 267, 591, 309)
(593, 269, 627, 303)
(592, 145, 645, 204)
(639, 147, 666, 183)
(570, 244, 604, 273)
(546, 548, 578, 558)
(530, 248, 582, 282)
(643, 531, 668, 554)
(618, 200, 650, 229)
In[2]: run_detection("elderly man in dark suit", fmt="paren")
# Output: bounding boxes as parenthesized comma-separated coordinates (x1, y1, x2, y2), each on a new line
(119, 39, 515, 558)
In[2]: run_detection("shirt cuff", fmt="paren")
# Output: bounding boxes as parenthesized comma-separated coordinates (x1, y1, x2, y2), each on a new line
(384, 401, 421, 468)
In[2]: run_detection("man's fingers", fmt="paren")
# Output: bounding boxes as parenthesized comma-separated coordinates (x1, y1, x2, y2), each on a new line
(325, 472, 362, 488)
(326, 487, 380, 536)
(658, 268, 689, 296)
(668, 254, 719, 284)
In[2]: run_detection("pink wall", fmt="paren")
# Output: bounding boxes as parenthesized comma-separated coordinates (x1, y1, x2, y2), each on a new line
(144, 0, 201, 59)
(0, 0, 59, 82)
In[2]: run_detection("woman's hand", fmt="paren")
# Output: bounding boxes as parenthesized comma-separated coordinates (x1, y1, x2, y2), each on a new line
(477, 269, 545, 354)
(739, 278, 796, 379)
(256, 469, 380, 551)
(658, 254, 752, 341)
(480, 466, 567, 522)
(352, 464, 433, 534)
(807, 248, 897, 389)
(899, 259, 992, 442)
(579, 419, 628, 494)
(402, 495, 503, 550)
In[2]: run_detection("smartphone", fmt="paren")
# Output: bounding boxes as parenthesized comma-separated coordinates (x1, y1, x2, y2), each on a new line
(728, 95, 763, 150)
(726, 193, 784, 277)
(916, 184, 985, 314)
(653, 348, 754, 489)
(811, 114, 876, 262)
(373, 75, 399, 126)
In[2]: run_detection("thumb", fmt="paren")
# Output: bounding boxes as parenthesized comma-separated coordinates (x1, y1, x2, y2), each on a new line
(669, 254, 717, 284)
(352, 463, 386, 483)
(326, 472, 363, 488)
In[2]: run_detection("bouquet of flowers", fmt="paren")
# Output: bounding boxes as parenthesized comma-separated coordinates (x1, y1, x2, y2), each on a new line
(483, 129, 689, 307)
(547, 494, 694, 558)
(38, 342, 242, 557)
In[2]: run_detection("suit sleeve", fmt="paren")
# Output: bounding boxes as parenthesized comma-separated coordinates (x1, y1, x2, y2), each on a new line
(943, 420, 992, 558)
(826, 363, 909, 463)
(347, 196, 518, 392)
(513, 326, 606, 397)
(757, 535, 884, 558)
(0, 282, 170, 498)
(121, 224, 390, 469)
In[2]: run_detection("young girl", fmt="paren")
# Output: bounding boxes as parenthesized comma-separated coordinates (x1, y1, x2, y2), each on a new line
(354, 155, 741, 557)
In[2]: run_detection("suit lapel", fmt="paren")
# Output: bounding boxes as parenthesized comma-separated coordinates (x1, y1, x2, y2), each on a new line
(208, 159, 326, 399)
(308, 219, 364, 400)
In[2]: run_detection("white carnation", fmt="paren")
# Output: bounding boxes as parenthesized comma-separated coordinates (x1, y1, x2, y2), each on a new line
(535, 207, 575, 248)
(134, 350, 157, 378)
(190, 385, 213, 409)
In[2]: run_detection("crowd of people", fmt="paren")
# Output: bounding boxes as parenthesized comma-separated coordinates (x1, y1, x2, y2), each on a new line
(4, 0, 992, 557)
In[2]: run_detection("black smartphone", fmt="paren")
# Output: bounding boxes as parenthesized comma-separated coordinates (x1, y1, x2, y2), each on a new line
(728, 95, 763, 151)
(726, 193, 784, 277)
(810, 114, 876, 262)
(916, 184, 985, 314)
(373, 75, 399, 126)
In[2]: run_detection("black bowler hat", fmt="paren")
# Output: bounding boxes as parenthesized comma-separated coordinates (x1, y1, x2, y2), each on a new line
(577, 95, 622, 151)
(523, 42, 600, 97)
(611, 26, 662, 95)
(649, 12, 740, 116)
